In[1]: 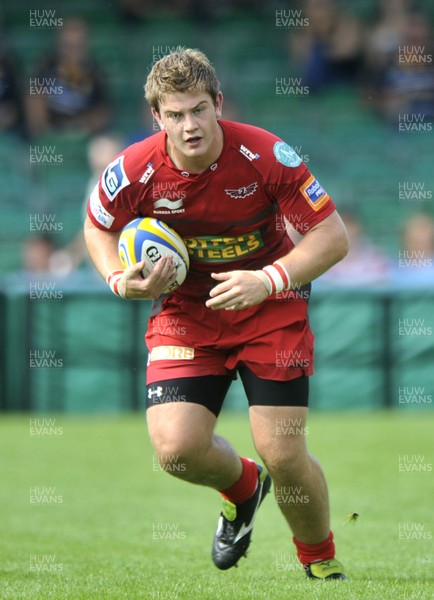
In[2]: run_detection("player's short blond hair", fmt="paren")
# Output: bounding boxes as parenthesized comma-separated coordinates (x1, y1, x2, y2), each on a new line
(144, 48, 220, 112)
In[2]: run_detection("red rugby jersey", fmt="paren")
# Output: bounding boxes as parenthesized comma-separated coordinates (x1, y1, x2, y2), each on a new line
(87, 120, 336, 298)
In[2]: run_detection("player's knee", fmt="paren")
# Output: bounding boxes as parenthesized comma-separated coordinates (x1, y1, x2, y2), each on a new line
(151, 433, 209, 478)
(155, 450, 190, 476)
(153, 438, 193, 465)
(257, 439, 307, 480)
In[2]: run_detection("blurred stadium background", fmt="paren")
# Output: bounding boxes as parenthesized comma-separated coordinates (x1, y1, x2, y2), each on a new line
(0, 0, 433, 414)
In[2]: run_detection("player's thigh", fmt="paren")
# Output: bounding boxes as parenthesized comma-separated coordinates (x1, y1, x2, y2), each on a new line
(239, 366, 309, 464)
(146, 375, 232, 453)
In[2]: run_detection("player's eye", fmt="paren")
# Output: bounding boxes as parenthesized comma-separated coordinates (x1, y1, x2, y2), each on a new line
(194, 108, 204, 114)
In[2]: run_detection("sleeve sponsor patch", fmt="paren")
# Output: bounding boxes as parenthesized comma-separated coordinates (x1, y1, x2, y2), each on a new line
(89, 184, 115, 228)
(101, 155, 130, 201)
(299, 175, 330, 211)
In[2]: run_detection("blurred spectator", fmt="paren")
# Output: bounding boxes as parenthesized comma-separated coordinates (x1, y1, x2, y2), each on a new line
(117, 0, 264, 23)
(392, 212, 434, 285)
(26, 18, 110, 138)
(0, 41, 24, 136)
(22, 234, 57, 273)
(318, 210, 391, 286)
(83, 133, 123, 201)
(289, 0, 365, 92)
(49, 134, 123, 274)
(117, 0, 160, 22)
(362, 9, 434, 121)
(363, 0, 410, 72)
(125, 105, 158, 146)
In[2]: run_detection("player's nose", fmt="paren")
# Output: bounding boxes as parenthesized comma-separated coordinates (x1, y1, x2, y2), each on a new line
(183, 113, 199, 132)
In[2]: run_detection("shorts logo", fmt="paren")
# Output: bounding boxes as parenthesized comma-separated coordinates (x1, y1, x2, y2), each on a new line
(299, 175, 329, 211)
(273, 142, 302, 167)
(102, 156, 130, 201)
(89, 184, 115, 228)
(150, 346, 195, 361)
(225, 182, 258, 199)
(148, 386, 163, 399)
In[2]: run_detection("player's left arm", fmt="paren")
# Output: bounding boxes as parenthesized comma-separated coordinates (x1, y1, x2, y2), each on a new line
(276, 210, 349, 288)
(206, 210, 348, 310)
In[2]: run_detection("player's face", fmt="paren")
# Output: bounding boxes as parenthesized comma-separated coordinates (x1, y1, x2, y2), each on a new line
(153, 91, 223, 171)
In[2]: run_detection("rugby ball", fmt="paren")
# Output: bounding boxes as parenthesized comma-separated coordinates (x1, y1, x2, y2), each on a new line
(118, 218, 189, 293)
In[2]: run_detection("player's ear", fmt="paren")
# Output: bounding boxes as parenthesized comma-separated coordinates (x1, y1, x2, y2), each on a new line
(215, 92, 223, 119)
(152, 108, 164, 130)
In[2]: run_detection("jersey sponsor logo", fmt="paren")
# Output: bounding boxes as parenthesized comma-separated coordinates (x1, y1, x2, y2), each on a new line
(153, 197, 185, 212)
(139, 162, 155, 184)
(299, 175, 329, 211)
(273, 142, 302, 167)
(239, 144, 260, 161)
(89, 184, 115, 228)
(152, 182, 186, 214)
(101, 156, 130, 201)
(225, 182, 258, 199)
(150, 346, 195, 361)
(183, 230, 264, 263)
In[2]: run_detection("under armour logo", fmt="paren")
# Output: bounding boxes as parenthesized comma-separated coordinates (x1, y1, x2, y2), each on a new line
(148, 386, 163, 399)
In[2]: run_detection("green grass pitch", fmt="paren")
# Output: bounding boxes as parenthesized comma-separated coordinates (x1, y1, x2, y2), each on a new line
(0, 411, 433, 599)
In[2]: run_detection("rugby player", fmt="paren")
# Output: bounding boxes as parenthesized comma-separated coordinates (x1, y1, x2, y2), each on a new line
(84, 49, 349, 580)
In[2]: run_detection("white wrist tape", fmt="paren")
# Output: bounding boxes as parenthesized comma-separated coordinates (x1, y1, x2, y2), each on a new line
(260, 261, 291, 295)
(106, 270, 127, 298)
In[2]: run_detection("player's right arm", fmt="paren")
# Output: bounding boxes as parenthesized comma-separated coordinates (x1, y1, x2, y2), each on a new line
(84, 215, 176, 300)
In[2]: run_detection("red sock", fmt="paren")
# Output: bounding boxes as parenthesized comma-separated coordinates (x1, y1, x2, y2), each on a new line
(293, 531, 335, 565)
(220, 457, 258, 504)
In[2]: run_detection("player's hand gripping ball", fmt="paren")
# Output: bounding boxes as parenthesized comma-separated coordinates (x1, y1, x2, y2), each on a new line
(118, 218, 190, 293)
